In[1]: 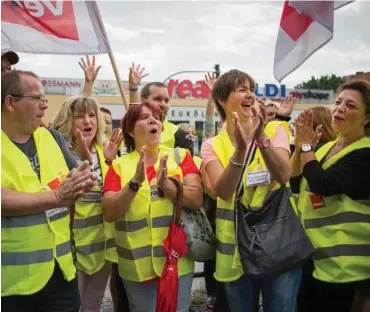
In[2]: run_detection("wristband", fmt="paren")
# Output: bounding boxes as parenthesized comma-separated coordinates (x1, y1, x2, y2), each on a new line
(275, 114, 291, 122)
(229, 157, 245, 167)
(129, 87, 138, 92)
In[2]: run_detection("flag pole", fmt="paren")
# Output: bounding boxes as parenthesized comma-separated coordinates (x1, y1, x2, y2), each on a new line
(108, 52, 129, 110)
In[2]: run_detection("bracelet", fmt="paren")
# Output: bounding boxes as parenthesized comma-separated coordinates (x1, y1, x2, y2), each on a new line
(229, 157, 245, 167)
(105, 159, 112, 166)
(129, 87, 138, 92)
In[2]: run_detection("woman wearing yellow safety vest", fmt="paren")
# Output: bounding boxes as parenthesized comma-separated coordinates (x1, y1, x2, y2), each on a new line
(201, 69, 299, 312)
(52, 96, 123, 312)
(102, 101, 203, 312)
(291, 79, 370, 312)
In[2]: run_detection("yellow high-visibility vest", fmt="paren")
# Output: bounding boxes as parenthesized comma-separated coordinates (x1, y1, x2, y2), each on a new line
(212, 121, 293, 282)
(1, 128, 75, 296)
(112, 145, 194, 282)
(297, 137, 370, 283)
(73, 144, 117, 273)
(160, 120, 178, 148)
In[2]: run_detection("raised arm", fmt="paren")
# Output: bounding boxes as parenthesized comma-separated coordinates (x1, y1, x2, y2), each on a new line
(253, 99, 291, 184)
(204, 114, 249, 201)
(102, 147, 146, 222)
(203, 72, 217, 138)
(79, 55, 102, 96)
(129, 63, 148, 103)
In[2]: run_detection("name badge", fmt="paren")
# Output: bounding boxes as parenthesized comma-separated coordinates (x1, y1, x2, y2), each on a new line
(150, 185, 164, 201)
(81, 190, 102, 203)
(310, 193, 325, 209)
(246, 170, 270, 187)
(45, 207, 68, 218)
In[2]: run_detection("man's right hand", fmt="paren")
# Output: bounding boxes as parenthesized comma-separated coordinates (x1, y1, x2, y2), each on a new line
(54, 161, 97, 207)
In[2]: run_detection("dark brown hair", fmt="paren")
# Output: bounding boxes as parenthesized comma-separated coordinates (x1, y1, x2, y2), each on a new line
(122, 102, 163, 152)
(100, 107, 112, 116)
(310, 106, 337, 144)
(211, 69, 256, 122)
(336, 79, 370, 136)
(140, 82, 167, 100)
(1, 70, 38, 107)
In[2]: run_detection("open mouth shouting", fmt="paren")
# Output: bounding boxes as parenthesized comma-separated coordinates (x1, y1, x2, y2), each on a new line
(83, 127, 93, 135)
(333, 115, 344, 123)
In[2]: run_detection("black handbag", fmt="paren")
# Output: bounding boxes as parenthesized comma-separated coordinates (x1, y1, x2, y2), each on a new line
(235, 140, 315, 277)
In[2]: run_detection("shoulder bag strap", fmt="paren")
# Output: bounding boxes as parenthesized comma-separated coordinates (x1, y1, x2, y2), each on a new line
(235, 139, 256, 202)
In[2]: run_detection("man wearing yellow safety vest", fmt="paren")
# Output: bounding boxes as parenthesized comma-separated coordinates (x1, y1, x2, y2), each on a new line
(1, 70, 97, 312)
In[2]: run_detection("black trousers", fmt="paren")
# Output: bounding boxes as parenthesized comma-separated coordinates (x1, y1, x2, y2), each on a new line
(297, 258, 364, 312)
(2, 262, 80, 312)
(204, 258, 217, 297)
(113, 263, 130, 312)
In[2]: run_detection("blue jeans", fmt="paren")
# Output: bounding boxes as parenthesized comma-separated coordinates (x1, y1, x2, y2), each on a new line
(225, 268, 302, 312)
(122, 273, 193, 312)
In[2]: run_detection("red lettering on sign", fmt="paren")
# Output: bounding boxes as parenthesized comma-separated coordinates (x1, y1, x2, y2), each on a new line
(41, 79, 81, 88)
(167, 79, 211, 99)
(177, 80, 193, 98)
(192, 80, 209, 98)
(1, 1, 79, 40)
(167, 79, 179, 97)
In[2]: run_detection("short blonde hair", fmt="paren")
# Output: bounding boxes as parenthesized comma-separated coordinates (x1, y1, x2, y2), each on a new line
(52, 96, 105, 147)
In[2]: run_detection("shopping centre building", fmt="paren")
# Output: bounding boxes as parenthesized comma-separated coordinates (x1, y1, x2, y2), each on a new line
(42, 76, 336, 133)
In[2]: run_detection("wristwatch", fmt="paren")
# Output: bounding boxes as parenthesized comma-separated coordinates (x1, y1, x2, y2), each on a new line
(255, 137, 271, 149)
(128, 179, 140, 192)
(300, 144, 314, 153)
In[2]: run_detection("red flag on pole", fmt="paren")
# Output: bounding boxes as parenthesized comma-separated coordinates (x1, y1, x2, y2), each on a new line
(273, 0, 353, 82)
(1, 0, 111, 55)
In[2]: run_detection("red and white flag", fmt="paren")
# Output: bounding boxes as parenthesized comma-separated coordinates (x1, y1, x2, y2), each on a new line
(1, 0, 111, 55)
(273, 0, 352, 82)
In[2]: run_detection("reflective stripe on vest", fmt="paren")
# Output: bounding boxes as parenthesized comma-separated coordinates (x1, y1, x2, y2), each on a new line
(113, 145, 194, 282)
(298, 137, 370, 283)
(73, 214, 103, 229)
(305, 211, 370, 229)
(2, 241, 70, 265)
(73, 144, 115, 272)
(76, 241, 106, 255)
(1, 128, 75, 296)
(116, 219, 148, 232)
(212, 121, 292, 282)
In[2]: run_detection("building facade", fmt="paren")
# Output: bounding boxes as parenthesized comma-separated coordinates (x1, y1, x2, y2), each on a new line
(42, 77, 335, 131)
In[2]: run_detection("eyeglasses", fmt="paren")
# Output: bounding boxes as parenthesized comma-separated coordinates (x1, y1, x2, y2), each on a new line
(9, 95, 48, 104)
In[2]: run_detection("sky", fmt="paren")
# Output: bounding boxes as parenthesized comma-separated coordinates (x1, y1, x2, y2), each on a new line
(14, 0, 370, 88)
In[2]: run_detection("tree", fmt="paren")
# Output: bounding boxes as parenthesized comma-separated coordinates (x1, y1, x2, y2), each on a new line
(294, 74, 344, 91)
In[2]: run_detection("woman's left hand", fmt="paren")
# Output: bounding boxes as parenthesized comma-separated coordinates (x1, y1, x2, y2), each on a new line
(103, 128, 123, 162)
(295, 110, 321, 148)
(156, 154, 169, 190)
(252, 99, 267, 141)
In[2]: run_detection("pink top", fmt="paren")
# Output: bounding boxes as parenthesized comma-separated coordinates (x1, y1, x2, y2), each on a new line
(201, 125, 290, 167)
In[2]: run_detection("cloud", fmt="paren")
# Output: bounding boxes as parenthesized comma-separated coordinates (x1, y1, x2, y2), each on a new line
(13, 0, 370, 87)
